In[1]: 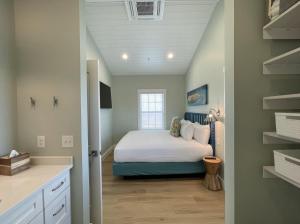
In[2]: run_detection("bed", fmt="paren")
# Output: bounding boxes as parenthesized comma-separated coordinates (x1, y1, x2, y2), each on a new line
(112, 112, 216, 176)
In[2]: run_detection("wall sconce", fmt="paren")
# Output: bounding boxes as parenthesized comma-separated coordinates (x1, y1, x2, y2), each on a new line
(205, 108, 221, 123)
(53, 96, 58, 107)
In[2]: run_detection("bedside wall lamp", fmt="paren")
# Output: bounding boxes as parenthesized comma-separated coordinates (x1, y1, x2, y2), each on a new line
(205, 108, 221, 123)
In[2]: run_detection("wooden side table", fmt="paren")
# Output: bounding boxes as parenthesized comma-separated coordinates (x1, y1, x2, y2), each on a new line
(203, 156, 222, 191)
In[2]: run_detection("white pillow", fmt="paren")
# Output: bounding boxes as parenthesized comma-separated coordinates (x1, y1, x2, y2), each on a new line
(180, 119, 189, 126)
(180, 120, 194, 141)
(193, 122, 210, 144)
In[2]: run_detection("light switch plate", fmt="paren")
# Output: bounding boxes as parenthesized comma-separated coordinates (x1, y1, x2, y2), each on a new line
(62, 136, 74, 148)
(37, 136, 45, 148)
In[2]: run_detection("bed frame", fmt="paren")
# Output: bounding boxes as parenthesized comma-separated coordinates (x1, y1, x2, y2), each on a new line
(112, 112, 215, 176)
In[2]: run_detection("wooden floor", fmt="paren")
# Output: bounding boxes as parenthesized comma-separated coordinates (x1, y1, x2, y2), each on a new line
(102, 153, 224, 224)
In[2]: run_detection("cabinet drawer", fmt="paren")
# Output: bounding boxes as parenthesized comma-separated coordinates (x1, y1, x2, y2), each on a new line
(45, 187, 71, 224)
(275, 113, 300, 140)
(44, 172, 70, 206)
(0, 191, 43, 224)
(29, 212, 44, 224)
(274, 150, 300, 184)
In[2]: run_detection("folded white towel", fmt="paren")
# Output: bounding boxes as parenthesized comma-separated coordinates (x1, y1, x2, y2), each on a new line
(9, 150, 20, 158)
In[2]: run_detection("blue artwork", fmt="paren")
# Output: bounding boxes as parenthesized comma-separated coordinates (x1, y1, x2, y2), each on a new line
(187, 84, 208, 106)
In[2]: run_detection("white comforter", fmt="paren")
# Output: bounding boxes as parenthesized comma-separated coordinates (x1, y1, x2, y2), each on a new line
(114, 130, 213, 162)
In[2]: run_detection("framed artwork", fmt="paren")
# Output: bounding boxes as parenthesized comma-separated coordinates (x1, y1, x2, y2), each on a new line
(187, 84, 208, 106)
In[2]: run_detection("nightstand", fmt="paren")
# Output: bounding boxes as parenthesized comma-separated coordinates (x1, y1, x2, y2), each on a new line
(203, 156, 222, 191)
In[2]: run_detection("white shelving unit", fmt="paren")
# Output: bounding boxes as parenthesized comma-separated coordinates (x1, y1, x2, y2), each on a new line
(263, 47, 300, 74)
(262, 1, 300, 189)
(263, 1, 300, 39)
(263, 132, 300, 144)
(263, 166, 300, 189)
(263, 93, 300, 109)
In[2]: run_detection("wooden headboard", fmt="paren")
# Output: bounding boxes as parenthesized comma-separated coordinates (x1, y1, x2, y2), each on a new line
(184, 112, 216, 156)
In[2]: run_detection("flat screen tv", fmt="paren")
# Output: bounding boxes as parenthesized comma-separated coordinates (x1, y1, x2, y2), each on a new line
(100, 82, 112, 108)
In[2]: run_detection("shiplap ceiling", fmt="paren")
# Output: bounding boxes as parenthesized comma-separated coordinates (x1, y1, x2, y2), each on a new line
(85, 0, 219, 76)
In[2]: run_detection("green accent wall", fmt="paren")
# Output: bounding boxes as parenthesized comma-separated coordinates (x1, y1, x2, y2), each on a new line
(112, 75, 186, 142)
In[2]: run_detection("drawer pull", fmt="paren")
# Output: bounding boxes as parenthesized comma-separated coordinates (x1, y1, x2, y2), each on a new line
(53, 204, 65, 217)
(285, 157, 300, 166)
(52, 181, 64, 192)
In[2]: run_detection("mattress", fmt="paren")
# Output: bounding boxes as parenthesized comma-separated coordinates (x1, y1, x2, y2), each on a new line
(114, 130, 213, 162)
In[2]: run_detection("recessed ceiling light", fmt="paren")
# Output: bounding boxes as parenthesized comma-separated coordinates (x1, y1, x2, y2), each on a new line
(122, 53, 128, 60)
(167, 53, 174, 59)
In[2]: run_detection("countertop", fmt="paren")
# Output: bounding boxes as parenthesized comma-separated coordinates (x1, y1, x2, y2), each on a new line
(0, 156, 73, 216)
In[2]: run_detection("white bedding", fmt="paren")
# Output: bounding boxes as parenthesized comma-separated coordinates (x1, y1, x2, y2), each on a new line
(114, 130, 213, 162)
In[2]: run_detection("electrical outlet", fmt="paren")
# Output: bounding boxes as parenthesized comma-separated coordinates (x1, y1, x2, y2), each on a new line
(37, 136, 45, 148)
(62, 136, 74, 148)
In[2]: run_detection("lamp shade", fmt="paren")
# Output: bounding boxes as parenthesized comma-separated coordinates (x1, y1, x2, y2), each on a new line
(205, 108, 220, 123)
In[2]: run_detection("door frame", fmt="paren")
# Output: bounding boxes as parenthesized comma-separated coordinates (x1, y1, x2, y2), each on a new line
(87, 60, 103, 224)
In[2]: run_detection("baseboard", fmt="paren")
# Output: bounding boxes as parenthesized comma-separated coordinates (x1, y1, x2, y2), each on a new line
(101, 145, 115, 161)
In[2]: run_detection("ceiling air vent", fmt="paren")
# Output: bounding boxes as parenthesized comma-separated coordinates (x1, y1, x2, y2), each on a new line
(125, 0, 165, 21)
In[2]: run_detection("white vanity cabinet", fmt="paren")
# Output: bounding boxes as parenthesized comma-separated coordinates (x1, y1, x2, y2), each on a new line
(45, 187, 71, 224)
(29, 212, 44, 224)
(44, 172, 70, 207)
(44, 172, 71, 224)
(44, 173, 71, 224)
(0, 159, 72, 224)
(1, 191, 44, 224)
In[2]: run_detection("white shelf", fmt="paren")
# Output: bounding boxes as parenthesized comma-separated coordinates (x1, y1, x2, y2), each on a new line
(263, 132, 300, 144)
(263, 93, 300, 109)
(263, 166, 300, 188)
(263, 2, 300, 39)
(263, 47, 300, 74)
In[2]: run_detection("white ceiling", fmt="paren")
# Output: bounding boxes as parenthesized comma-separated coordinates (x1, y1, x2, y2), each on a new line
(85, 0, 219, 76)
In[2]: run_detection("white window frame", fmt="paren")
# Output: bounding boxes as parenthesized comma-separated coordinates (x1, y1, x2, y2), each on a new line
(137, 89, 166, 130)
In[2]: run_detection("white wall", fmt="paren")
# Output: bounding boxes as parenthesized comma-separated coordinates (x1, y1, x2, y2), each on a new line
(185, 0, 225, 162)
(86, 30, 113, 153)
(14, 0, 90, 223)
(0, 0, 17, 156)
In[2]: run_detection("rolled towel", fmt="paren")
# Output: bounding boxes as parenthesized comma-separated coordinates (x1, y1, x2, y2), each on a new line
(9, 149, 20, 158)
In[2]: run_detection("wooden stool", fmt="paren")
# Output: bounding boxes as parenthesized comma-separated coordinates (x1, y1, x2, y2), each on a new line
(203, 156, 222, 191)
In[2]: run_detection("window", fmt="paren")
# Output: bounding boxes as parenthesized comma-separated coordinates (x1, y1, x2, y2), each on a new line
(138, 89, 166, 130)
